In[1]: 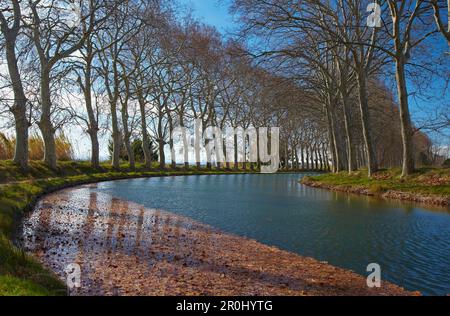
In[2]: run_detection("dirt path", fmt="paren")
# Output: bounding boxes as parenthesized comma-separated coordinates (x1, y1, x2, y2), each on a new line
(20, 184, 417, 296)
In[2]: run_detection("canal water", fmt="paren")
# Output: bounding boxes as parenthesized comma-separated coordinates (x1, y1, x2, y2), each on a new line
(25, 174, 450, 295)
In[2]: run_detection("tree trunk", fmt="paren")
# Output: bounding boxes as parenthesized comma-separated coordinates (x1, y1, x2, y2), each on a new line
(314, 145, 319, 170)
(39, 69, 57, 169)
(2, 3, 28, 169)
(256, 133, 261, 171)
(331, 108, 347, 172)
(12, 105, 28, 168)
(138, 96, 152, 169)
(341, 94, 357, 173)
(121, 98, 134, 169)
(323, 147, 330, 171)
(284, 143, 288, 170)
(83, 54, 100, 169)
(395, 58, 415, 177)
(306, 147, 310, 170)
(168, 115, 176, 169)
(325, 102, 339, 173)
(318, 146, 323, 171)
(356, 70, 378, 177)
(242, 144, 247, 171)
(110, 100, 121, 169)
(39, 119, 57, 169)
(291, 147, 296, 170)
(123, 135, 134, 169)
(4, 33, 29, 169)
(300, 145, 305, 170)
(234, 133, 239, 170)
(89, 132, 100, 168)
(294, 149, 300, 171)
(159, 137, 166, 169)
(158, 111, 165, 169)
(206, 137, 212, 170)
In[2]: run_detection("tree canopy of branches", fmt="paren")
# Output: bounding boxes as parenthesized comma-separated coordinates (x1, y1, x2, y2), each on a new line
(0, 0, 448, 175)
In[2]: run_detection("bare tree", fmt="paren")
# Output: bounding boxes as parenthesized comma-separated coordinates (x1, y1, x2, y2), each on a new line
(75, 33, 100, 168)
(96, 2, 139, 168)
(0, 0, 29, 168)
(384, 0, 436, 176)
(26, 0, 102, 169)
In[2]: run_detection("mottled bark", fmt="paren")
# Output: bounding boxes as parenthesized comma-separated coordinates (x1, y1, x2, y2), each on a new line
(341, 93, 357, 173)
(29, 0, 91, 169)
(318, 146, 323, 171)
(395, 58, 415, 177)
(1, 1, 28, 169)
(300, 145, 305, 170)
(234, 133, 239, 171)
(158, 112, 165, 169)
(138, 95, 152, 169)
(356, 70, 378, 177)
(12, 103, 28, 168)
(294, 149, 300, 170)
(6, 39, 28, 168)
(306, 146, 310, 170)
(111, 100, 121, 169)
(80, 43, 100, 168)
(168, 114, 176, 169)
(323, 147, 331, 171)
(38, 69, 57, 169)
(122, 119, 135, 169)
(313, 145, 319, 170)
(120, 75, 134, 169)
(325, 103, 338, 173)
(181, 115, 190, 170)
(284, 143, 289, 170)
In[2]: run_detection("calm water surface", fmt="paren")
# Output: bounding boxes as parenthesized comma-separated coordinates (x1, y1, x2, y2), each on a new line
(77, 174, 449, 295)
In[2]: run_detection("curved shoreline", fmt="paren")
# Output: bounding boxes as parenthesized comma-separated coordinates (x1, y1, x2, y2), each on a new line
(1, 170, 259, 296)
(1, 170, 434, 295)
(301, 178, 450, 207)
(21, 186, 417, 296)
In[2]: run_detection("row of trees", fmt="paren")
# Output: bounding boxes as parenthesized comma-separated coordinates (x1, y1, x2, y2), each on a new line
(0, 0, 448, 175)
(232, 0, 449, 176)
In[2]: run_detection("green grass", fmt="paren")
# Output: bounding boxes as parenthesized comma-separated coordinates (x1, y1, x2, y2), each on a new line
(0, 236, 66, 296)
(0, 275, 63, 296)
(302, 168, 450, 196)
(0, 160, 191, 183)
(0, 160, 260, 296)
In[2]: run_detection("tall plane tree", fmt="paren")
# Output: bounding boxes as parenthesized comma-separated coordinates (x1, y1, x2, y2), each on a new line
(26, 0, 101, 169)
(0, 0, 29, 168)
(384, 0, 436, 176)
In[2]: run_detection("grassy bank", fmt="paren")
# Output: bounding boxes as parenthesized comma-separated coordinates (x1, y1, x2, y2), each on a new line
(0, 161, 258, 296)
(302, 168, 450, 206)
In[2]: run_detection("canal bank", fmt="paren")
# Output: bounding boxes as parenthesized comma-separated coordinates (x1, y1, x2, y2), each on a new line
(0, 162, 259, 296)
(21, 186, 416, 296)
(2, 164, 448, 296)
(301, 169, 450, 206)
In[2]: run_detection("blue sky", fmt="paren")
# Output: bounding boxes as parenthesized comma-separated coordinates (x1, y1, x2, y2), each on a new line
(178, 0, 235, 33)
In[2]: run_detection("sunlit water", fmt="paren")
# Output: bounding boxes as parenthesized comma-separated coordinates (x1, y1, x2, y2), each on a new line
(30, 174, 450, 295)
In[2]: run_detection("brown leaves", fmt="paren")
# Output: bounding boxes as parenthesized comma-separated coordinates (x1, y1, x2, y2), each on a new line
(25, 187, 415, 296)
